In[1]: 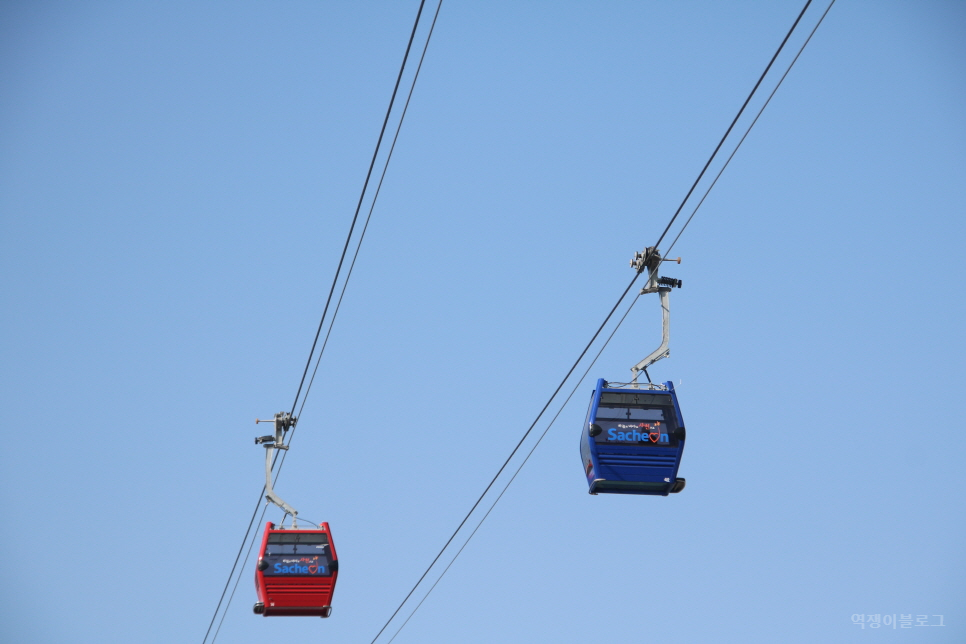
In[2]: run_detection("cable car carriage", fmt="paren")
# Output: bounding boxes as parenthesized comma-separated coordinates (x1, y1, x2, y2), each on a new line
(254, 521, 338, 617)
(580, 379, 686, 495)
(580, 247, 687, 496)
(252, 413, 339, 617)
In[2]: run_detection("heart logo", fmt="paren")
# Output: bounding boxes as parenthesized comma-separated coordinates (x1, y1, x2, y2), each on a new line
(308, 565, 318, 574)
(649, 431, 660, 443)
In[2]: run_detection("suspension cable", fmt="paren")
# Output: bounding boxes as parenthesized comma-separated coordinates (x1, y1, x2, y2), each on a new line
(210, 504, 268, 643)
(273, 0, 444, 537)
(383, 8, 838, 635)
(665, 0, 836, 255)
(201, 4, 433, 641)
(645, 0, 813, 263)
(366, 271, 642, 644)
(295, 0, 445, 424)
(385, 292, 643, 643)
(367, 2, 822, 641)
(290, 0, 428, 418)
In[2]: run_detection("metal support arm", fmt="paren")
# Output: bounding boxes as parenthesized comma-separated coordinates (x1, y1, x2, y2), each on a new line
(264, 443, 297, 518)
(255, 412, 299, 525)
(628, 246, 682, 386)
(631, 287, 670, 385)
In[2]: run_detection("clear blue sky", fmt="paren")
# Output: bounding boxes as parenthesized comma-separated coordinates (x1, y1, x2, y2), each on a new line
(1, 2, 964, 643)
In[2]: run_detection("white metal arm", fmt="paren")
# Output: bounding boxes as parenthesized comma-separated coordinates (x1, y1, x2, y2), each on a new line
(628, 247, 680, 387)
(631, 286, 670, 385)
(256, 413, 299, 526)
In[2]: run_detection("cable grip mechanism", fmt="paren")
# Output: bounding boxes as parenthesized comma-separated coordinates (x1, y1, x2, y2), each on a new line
(628, 248, 683, 387)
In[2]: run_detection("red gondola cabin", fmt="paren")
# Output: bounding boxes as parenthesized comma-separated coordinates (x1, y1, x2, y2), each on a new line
(254, 521, 338, 617)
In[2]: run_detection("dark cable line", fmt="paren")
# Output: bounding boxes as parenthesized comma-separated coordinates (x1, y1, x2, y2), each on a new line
(205, 0, 827, 639)
(202, 4, 430, 642)
(368, 2, 817, 641)
(210, 504, 269, 643)
(266, 0, 444, 586)
(663, 0, 836, 256)
(385, 0, 837, 635)
(296, 0, 444, 424)
(645, 0, 811, 268)
(201, 483, 267, 644)
(273, 0, 442, 550)
(392, 4, 835, 621)
(385, 292, 642, 643)
(290, 0, 428, 418)
(367, 269, 643, 644)
(436, 13, 842, 609)
(201, 451, 289, 644)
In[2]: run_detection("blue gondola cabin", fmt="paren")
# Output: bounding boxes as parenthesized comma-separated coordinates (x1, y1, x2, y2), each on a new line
(580, 379, 686, 495)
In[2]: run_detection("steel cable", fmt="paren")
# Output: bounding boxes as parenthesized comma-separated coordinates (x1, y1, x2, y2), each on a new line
(295, 0, 444, 424)
(201, 3, 432, 641)
(383, 8, 839, 634)
(385, 291, 642, 643)
(210, 503, 268, 643)
(367, 1, 820, 641)
(271, 0, 444, 559)
(663, 0, 836, 256)
(289, 0, 428, 418)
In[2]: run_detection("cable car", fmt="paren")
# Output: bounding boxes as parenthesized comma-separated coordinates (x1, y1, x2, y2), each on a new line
(253, 521, 339, 617)
(579, 246, 687, 495)
(251, 413, 338, 617)
(579, 378, 686, 496)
